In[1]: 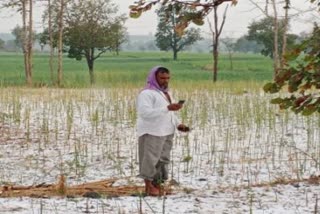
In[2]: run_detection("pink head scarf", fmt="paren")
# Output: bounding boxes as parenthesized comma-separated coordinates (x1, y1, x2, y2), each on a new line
(143, 66, 169, 93)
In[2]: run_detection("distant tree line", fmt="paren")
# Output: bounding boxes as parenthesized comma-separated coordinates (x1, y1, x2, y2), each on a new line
(0, 30, 274, 55)
(0, 25, 306, 61)
(0, 17, 307, 57)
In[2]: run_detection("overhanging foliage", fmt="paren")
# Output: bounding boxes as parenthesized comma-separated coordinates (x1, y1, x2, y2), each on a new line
(129, 0, 237, 36)
(263, 24, 320, 115)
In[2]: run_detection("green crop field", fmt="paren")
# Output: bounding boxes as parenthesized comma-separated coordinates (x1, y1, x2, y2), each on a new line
(0, 51, 273, 87)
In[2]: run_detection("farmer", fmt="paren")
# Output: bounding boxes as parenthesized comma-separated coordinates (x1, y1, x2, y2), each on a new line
(136, 66, 190, 196)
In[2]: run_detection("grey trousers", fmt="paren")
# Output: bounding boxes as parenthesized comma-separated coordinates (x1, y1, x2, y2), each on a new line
(138, 134, 174, 182)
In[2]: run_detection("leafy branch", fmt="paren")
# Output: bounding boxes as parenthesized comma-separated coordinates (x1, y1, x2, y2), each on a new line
(263, 24, 320, 116)
(129, 0, 237, 35)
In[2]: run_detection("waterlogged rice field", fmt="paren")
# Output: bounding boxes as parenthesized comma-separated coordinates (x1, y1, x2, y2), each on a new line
(0, 85, 320, 214)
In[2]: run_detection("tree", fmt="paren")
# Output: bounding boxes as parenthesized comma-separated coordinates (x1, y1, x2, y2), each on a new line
(2, 0, 34, 86)
(64, 0, 127, 85)
(4, 40, 19, 51)
(37, 32, 47, 51)
(11, 25, 37, 50)
(207, 4, 229, 82)
(37, 30, 57, 51)
(11, 26, 24, 49)
(55, 0, 69, 87)
(263, 0, 320, 116)
(0, 39, 4, 49)
(145, 40, 158, 51)
(155, 5, 202, 60)
(48, 0, 54, 83)
(248, 0, 292, 77)
(130, 0, 237, 81)
(112, 22, 128, 56)
(129, 0, 236, 21)
(270, 0, 280, 76)
(41, 0, 69, 86)
(27, 0, 33, 86)
(221, 37, 235, 70)
(38, 29, 60, 49)
(247, 17, 298, 59)
(41, 0, 57, 84)
(234, 36, 263, 53)
(281, 0, 290, 69)
(264, 23, 320, 115)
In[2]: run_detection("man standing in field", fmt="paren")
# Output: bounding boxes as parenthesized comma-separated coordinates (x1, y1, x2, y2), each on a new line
(136, 66, 190, 196)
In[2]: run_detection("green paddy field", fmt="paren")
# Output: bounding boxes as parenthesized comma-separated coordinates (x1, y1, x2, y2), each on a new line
(0, 51, 273, 87)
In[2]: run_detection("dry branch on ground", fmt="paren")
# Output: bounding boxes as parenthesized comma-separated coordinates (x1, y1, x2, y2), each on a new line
(0, 176, 146, 198)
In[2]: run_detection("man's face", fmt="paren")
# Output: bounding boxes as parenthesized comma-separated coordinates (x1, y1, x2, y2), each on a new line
(156, 72, 170, 89)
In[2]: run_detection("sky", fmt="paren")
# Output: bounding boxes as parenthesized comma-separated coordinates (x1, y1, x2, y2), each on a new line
(0, 0, 319, 38)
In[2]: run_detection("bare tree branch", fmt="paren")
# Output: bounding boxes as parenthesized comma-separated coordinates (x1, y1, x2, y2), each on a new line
(248, 0, 270, 17)
(218, 4, 229, 37)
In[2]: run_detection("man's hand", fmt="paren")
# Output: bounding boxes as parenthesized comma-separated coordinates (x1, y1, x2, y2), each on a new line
(167, 103, 182, 111)
(177, 124, 190, 132)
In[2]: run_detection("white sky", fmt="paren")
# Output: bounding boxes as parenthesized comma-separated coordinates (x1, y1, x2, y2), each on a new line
(0, 0, 319, 38)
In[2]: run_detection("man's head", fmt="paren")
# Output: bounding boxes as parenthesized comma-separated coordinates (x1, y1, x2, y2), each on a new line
(155, 67, 170, 90)
(144, 66, 170, 92)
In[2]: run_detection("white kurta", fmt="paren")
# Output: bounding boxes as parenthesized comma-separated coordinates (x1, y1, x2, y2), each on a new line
(136, 89, 180, 137)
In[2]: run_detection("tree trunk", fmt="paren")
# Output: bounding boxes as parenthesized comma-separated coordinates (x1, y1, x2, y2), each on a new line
(271, 0, 280, 77)
(88, 64, 95, 85)
(116, 47, 119, 56)
(86, 48, 95, 85)
(57, 0, 64, 87)
(27, 0, 33, 85)
(22, 0, 31, 86)
(173, 49, 178, 61)
(213, 45, 218, 82)
(208, 5, 228, 82)
(172, 7, 178, 61)
(213, 6, 219, 82)
(48, 0, 54, 84)
(281, 0, 290, 69)
(265, 0, 269, 15)
(116, 35, 120, 56)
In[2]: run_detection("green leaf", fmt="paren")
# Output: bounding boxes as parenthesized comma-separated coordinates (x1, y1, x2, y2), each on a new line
(284, 48, 301, 61)
(263, 82, 280, 93)
(270, 97, 283, 104)
(129, 10, 142, 19)
(192, 18, 204, 25)
(280, 99, 293, 110)
(182, 155, 192, 162)
(275, 70, 291, 84)
(302, 107, 316, 116)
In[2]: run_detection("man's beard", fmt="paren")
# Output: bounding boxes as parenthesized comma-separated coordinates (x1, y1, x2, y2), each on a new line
(161, 84, 168, 89)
